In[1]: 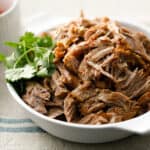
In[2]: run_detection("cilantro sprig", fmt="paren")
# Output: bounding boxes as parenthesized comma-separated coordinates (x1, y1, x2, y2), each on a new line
(0, 32, 55, 82)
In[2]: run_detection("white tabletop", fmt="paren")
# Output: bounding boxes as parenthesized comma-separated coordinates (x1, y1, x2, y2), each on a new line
(20, 0, 150, 24)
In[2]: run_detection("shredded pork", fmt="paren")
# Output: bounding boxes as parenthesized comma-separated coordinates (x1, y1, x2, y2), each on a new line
(22, 15, 150, 125)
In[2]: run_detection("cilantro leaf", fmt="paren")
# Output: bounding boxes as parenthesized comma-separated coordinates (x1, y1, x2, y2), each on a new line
(37, 36, 53, 47)
(0, 53, 6, 63)
(35, 50, 55, 77)
(5, 42, 18, 49)
(5, 52, 16, 68)
(5, 65, 36, 82)
(20, 32, 36, 48)
(1, 32, 55, 82)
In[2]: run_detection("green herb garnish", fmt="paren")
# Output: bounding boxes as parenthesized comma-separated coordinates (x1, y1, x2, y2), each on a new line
(0, 32, 55, 82)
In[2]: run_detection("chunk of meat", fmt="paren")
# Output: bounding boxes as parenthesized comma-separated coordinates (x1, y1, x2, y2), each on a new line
(107, 103, 140, 122)
(48, 107, 64, 118)
(77, 112, 108, 125)
(50, 70, 68, 98)
(63, 54, 80, 74)
(22, 82, 51, 114)
(120, 28, 150, 62)
(97, 89, 132, 111)
(43, 77, 51, 90)
(84, 25, 107, 41)
(78, 47, 114, 81)
(64, 41, 90, 58)
(71, 81, 99, 102)
(89, 46, 114, 62)
(79, 96, 105, 115)
(78, 56, 100, 81)
(57, 63, 80, 88)
(54, 41, 67, 61)
(87, 58, 117, 82)
(117, 70, 150, 98)
(94, 80, 107, 89)
(64, 94, 77, 122)
(48, 97, 64, 108)
(138, 91, 150, 107)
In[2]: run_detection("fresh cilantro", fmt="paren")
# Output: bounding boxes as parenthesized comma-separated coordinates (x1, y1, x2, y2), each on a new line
(5, 65, 36, 82)
(0, 32, 55, 82)
(0, 53, 6, 63)
(5, 52, 17, 68)
(5, 42, 18, 49)
(37, 35, 53, 48)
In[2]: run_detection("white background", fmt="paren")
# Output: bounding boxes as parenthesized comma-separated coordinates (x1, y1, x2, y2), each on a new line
(20, 0, 150, 23)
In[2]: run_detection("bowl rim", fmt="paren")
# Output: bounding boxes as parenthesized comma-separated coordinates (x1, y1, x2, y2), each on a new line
(0, 0, 19, 18)
(6, 18, 150, 129)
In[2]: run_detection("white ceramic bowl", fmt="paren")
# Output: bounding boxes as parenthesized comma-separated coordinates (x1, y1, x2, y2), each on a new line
(0, 0, 21, 55)
(6, 18, 150, 143)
